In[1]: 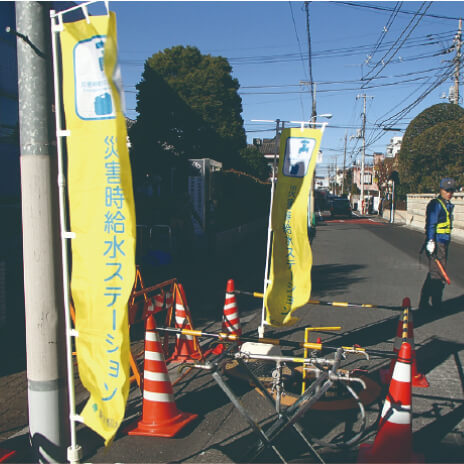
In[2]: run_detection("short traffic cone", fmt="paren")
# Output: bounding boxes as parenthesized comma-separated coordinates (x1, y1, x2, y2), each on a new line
(358, 341, 423, 463)
(127, 314, 198, 437)
(213, 279, 242, 354)
(380, 299, 428, 388)
(168, 284, 202, 363)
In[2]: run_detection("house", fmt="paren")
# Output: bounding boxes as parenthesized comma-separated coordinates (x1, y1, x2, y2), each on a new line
(386, 136, 403, 158)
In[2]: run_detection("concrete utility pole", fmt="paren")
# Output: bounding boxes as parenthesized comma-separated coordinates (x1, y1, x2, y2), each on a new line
(356, 94, 373, 214)
(342, 131, 347, 195)
(454, 18, 462, 104)
(15, 2, 68, 461)
(304, 1, 316, 124)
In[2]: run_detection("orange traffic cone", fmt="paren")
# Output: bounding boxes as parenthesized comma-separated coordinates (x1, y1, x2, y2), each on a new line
(127, 314, 198, 437)
(142, 291, 165, 319)
(168, 284, 202, 363)
(213, 279, 242, 354)
(358, 341, 423, 463)
(380, 299, 428, 388)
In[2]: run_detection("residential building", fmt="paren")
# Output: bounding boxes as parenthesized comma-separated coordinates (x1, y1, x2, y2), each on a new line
(386, 136, 403, 158)
(352, 163, 378, 194)
(252, 137, 279, 179)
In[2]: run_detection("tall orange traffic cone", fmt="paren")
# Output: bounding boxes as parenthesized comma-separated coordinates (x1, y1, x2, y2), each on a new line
(358, 341, 423, 463)
(213, 279, 242, 354)
(380, 299, 428, 388)
(127, 314, 198, 437)
(168, 284, 202, 363)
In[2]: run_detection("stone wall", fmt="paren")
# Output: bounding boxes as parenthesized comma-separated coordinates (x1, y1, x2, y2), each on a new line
(383, 193, 464, 244)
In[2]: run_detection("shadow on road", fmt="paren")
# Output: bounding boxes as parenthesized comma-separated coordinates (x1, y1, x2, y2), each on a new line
(414, 403, 464, 463)
(413, 295, 464, 327)
(311, 263, 366, 297)
(414, 336, 464, 378)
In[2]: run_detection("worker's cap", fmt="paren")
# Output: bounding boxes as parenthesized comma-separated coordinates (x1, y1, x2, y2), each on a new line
(440, 177, 456, 190)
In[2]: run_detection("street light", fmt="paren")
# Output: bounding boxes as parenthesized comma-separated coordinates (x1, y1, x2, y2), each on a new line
(310, 113, 332, 129)
(311, 113, 333, 123)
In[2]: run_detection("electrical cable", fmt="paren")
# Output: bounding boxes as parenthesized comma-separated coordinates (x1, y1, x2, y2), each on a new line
(333, 1, 461, 21)
(365, 1, 403, 69)
(362, 2, 432, 87)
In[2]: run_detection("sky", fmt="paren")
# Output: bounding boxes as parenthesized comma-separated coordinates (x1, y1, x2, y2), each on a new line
(84, 1, 464, 176)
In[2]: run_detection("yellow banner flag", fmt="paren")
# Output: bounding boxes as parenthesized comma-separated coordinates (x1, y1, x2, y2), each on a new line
(60, 12, 135, 445)
(264, 128, 323, 326)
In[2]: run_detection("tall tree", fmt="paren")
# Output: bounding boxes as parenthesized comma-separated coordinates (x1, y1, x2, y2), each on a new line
(130, 45, 246, 177)
(398, 103, 464, 193)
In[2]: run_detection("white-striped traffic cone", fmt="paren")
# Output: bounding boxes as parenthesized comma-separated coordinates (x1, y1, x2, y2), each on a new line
(127, 314, 197, 437)
(358, 341, 423, 463)
(213, 279, 242, 354)
(168, 284, 202, 362)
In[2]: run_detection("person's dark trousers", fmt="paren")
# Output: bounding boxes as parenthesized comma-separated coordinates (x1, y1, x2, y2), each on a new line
(419, 242, 448, 310)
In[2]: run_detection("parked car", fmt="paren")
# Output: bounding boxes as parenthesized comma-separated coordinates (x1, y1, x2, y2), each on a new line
(330, 197, 352, 218)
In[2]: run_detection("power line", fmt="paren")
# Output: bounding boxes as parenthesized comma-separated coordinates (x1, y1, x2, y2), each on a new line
(362, 2, 432, 87)
(288, 1, 307, 80)
(239, 76, 439, 95)
(365, 1, 403, 67)
(333, 1, 461, 21)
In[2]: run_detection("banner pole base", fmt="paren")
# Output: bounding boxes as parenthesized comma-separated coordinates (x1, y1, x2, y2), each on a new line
(67, 444, 82, 464)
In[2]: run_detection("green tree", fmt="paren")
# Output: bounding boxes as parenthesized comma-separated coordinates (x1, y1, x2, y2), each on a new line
(398, 103, 464, 193)
(130, 45, 246, 172)
(405, 119, 464, 192)
(237, 145, 271, 181)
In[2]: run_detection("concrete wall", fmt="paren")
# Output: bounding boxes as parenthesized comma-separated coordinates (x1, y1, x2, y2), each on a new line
(382, 193, 464, 244)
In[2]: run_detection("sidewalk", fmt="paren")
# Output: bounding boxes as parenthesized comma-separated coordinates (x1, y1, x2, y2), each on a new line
(0, 220, 269, 459)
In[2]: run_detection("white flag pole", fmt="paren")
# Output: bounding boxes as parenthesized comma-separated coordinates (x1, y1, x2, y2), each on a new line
(50, 9, 83, 464)
(254, 119, 281, 338)
(255, 120, 327, 338)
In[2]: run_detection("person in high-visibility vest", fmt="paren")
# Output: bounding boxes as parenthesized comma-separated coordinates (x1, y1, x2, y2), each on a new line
(419, 177, 456, 310)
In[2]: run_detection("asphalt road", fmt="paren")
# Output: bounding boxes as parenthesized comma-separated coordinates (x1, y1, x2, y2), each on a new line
(2, 214, 464, 463)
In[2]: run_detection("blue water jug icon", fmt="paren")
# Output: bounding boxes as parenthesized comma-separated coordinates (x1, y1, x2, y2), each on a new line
(95, 40, 105, 71)
(94, 92, 112, 116)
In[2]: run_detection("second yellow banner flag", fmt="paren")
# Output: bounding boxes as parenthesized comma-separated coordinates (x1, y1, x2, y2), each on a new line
(264, 127, 323, 326)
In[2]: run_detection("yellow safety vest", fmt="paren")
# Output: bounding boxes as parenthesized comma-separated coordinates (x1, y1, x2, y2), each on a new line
(436, 198, 451, 234)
